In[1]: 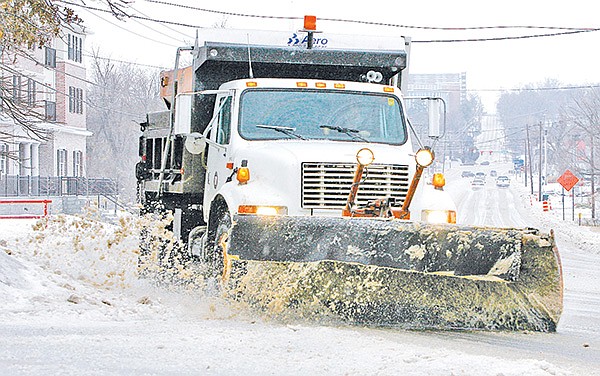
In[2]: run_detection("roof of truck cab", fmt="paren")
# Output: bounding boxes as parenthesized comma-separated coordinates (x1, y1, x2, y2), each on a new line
(218, 78, 403, 95)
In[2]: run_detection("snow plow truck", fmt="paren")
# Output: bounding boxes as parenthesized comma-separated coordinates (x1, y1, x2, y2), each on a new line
(136, 17, 563, 331)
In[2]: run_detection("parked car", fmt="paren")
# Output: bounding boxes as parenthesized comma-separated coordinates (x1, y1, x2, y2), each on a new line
(471, 178, 485, 190)
(475, 172, 486, 181)
(462, 171, 475, 178)
(480, 161, 490, 166)
(496, 176, 510, 188)
(490, 170, 497, 177)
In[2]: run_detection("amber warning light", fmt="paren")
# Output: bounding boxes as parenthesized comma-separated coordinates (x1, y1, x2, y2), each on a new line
(304, 15, 317, 31)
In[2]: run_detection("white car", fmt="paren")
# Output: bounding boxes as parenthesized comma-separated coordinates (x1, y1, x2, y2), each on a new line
(496, 176, 510, 188)
(471, 178, 485, 190)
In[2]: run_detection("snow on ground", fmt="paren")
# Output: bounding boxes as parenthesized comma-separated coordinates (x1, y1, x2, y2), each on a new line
(0, 193, 597, 374)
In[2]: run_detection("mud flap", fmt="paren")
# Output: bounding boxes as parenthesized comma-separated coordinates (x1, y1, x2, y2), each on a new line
(225, 215, 563, 331)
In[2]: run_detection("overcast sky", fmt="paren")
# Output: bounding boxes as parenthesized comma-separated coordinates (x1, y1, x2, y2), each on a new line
(79, 0, 600, 112)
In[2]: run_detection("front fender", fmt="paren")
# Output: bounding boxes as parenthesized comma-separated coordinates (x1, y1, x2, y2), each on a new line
(411, 184, 457, 221)
(211, 179, 291, 219)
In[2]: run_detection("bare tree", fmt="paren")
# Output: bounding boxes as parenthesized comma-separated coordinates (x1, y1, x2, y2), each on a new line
(0, 0, 130, 145)
(86, 50, 163, 201)
(563, 88, 600, 218)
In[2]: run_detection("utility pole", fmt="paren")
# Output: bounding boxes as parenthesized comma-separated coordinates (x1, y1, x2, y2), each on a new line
(524, 136, 528, 187)
(526, 123, 534, 195)
(544, 127, 548, 186)
(592, 135, 596, 219)
(538, 122, 543, 202)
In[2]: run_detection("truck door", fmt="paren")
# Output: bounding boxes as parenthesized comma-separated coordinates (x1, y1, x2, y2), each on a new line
(204, 94, 233, 210)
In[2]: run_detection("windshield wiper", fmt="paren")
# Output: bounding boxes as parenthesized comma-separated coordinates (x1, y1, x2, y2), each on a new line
(256, 124, 306, 140)
(320, 125, 368, 142)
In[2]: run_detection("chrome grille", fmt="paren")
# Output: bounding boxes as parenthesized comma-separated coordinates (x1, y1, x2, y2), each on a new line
(302, 162, 410, 209)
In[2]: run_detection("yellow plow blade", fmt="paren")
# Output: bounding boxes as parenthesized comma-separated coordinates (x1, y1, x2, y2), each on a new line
(224, 215, 563, 331)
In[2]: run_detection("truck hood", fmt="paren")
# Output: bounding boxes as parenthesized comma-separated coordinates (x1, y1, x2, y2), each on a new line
(224, 140, 416, 215)
(234, 140, 415, 166)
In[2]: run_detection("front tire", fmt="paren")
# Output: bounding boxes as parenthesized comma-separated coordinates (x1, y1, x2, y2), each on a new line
(204, 207, 232, 280)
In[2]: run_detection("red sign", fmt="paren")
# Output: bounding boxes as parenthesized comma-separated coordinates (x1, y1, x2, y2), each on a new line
(557, 169, 580, 191)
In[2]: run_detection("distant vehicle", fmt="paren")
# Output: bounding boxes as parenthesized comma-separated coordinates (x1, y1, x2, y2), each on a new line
(496, 176, 510, 188)
(462, 171, 475, 178)
(490, 170, 497, 177)
(471, 178, 485, 190)
(475, 172, 486, 181)
(480, 161, 490, 166)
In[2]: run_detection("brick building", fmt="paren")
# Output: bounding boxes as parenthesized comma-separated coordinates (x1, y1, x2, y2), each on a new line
(0, 26, 90, 193)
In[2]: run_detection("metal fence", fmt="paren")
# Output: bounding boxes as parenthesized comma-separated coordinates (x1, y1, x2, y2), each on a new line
(0, 175, 118, 198)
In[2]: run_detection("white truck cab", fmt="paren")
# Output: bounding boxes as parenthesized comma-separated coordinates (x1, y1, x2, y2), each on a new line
(200, 78, 417, 221)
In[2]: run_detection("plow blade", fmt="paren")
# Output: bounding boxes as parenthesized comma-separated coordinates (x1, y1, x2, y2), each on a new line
(224, 215, 563, 331)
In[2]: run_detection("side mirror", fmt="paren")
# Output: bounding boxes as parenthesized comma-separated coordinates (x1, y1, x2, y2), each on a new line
(427, 98, 443, 139)
(184, 133, 206, 154)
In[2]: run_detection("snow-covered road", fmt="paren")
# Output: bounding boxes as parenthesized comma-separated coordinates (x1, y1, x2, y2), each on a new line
(446, 162, 600, 375)
(1, 162, 599, 375)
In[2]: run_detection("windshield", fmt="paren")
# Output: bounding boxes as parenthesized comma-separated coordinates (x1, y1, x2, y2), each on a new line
(238, 89, 407, 145)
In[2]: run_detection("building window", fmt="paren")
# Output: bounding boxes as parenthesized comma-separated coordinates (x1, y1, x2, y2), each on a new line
(27, 78, 36, 106)
(12, 75, 21, 102)
(45, 100, 56, 121)
(76, 87, 83, 114)
(45, 47, 56, 68)
(0, 143, 7, 175)
(57, 149, 67, 177)
(67, 34, 82, 63)
(68, 86, 83, 114)
(73, 150, 83, 177)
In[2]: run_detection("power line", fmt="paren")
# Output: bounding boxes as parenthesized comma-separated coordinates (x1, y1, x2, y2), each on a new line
(143, 0, 598, 32)
(58, 1, 600, 92)
(14, 50, 99, 87)
(83, 52, 168, 70)
(129, 4, 193, 41)
(78, 5, 181, 48)
(62, 0, 600, 44)
(414, 29, 598, 43)
(0, 63, 142, 118)
(412, 83, 600, 93)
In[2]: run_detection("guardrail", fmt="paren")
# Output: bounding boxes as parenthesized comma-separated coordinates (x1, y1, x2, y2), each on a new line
(0, 176, 118, 197)
(0, 199, 52, 219)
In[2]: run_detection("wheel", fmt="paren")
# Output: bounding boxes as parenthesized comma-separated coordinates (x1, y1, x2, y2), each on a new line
(204, 208, 231, 279)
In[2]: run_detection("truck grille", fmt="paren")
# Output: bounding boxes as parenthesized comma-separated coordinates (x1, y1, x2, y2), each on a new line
(302, 162, 410, 209)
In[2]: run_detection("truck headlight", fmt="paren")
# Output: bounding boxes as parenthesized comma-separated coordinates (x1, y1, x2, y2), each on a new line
(356, 148, 374, 166)
(422, 209, 456, 224)
(415, 147, 434, 167)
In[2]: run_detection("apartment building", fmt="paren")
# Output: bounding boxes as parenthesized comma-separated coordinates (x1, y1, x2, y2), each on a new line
(0, 27, 90, 181)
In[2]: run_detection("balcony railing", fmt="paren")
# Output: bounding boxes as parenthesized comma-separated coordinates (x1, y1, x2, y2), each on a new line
(0, 175, 118, 198)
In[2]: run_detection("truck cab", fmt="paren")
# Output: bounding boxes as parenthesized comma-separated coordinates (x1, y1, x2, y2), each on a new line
(203, 78, 413, 218)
